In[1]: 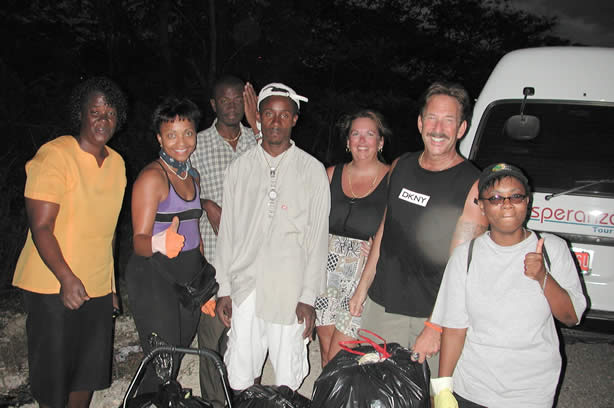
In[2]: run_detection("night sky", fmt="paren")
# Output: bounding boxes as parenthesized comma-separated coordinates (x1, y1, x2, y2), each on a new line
(511, 0, 614, 46)
(2, 0, 613, 288)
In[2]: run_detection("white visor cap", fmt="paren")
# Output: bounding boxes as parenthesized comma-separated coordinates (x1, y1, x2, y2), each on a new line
(257, 83, 308, 111)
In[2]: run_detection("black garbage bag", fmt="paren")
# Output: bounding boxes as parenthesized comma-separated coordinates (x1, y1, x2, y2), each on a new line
(122, 334, 228, 408)
(127, 380, 213, 408)
(311, 331, 430, 408)
(235, 385, 311, 408)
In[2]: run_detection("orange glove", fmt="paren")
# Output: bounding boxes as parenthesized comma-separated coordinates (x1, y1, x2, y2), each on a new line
(201, 299, 216, 317)
(152, 216, 185, 258)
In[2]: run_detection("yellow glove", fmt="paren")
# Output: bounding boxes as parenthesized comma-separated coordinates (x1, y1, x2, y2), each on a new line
(201, 299, 216, 317)
(152, 216, 185, 258)
(431, 377, 458, 408)
(434, 389, 458, 408)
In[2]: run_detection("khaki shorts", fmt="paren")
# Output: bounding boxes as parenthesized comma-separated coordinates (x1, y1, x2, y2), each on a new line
(361, 296, 439, 378)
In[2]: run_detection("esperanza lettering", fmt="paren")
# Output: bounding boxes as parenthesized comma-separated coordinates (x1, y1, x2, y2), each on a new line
(531, 206, 614, 227)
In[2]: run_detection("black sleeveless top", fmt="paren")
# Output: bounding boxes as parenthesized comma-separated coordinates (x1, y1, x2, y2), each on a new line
(369, 152, 479, 317)
(328, 163, 388, 241)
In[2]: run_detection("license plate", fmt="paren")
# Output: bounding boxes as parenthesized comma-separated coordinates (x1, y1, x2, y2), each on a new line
(572, 248, 593, 275)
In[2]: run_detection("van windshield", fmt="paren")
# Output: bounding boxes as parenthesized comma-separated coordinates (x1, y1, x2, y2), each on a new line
(470, 101, 614, 197)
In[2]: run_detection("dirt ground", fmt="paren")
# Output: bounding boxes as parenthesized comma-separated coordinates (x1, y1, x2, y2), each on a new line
(3, 296, 611, 407)
(0, 309, 322, 407)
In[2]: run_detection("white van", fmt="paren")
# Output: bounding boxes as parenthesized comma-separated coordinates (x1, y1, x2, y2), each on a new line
(460, 47, 614, 324)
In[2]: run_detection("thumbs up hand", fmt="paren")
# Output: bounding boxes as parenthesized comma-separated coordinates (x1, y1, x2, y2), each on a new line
(152, 216, 185, 258)
(524, 237, 546, 282)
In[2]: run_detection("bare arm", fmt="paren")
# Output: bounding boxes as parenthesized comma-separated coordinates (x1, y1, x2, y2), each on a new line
(349, 206, 385, 317)
(543, 275, 579, 326)
(201, 199, 222, 235)
(525, 239, 579, 326)
(449, 180, 488, 253)
(131, 166, 166, 257)
(439, 327, 467, 377)
(26, 198, 89, 309)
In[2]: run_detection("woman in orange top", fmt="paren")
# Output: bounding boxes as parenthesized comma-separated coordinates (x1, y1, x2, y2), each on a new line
(13, 77, 127, 408)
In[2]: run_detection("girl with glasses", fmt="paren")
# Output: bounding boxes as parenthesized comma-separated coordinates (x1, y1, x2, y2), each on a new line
(429, 163, 586, 408)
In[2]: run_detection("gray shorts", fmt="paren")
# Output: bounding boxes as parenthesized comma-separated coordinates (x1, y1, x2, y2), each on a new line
(361, 296, 439, 378)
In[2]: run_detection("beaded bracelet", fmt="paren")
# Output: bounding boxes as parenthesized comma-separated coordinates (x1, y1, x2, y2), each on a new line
(424, 321, 443, 333)
(542, 271, 549, 292)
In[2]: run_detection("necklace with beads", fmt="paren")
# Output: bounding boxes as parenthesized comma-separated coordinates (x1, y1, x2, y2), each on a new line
(261, 146, 290, 217)
(418, 152, 459, 172)
(347, 162, 379, 199)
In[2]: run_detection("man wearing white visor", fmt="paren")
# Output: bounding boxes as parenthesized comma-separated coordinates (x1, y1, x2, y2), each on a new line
(214, 83, 330, 391)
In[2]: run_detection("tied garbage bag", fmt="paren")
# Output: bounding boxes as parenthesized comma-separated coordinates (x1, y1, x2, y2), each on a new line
(235, 385, 311, 408)
(311, 330, 430, 408)
(149, 333, 173, 383)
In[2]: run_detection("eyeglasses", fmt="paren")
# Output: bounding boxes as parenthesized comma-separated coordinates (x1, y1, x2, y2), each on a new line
(480, 194, 527, 205)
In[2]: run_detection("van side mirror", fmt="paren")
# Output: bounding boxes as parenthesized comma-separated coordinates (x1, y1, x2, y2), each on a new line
(504, 86, 540, 140)
(504, 114, 540, 140)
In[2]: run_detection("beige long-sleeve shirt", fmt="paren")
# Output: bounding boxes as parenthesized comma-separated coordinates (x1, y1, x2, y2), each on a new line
(215, 141, 330, 324)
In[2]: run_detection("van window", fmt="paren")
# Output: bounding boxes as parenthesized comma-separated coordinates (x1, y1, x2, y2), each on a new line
(470, 101, 614, 197)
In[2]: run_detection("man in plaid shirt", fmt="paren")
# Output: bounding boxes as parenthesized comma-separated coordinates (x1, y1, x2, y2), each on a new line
(191, 74, 259, 407)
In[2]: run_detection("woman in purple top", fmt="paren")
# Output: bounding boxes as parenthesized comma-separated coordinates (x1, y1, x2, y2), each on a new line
(126, 97, 207, 394)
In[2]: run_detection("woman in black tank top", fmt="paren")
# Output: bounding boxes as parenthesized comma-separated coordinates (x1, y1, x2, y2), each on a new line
(314, 110, 390, 367)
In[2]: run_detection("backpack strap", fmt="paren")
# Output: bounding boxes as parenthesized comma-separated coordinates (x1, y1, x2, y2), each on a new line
(533, 230, 551, 271)
(466, 238, 476, 274)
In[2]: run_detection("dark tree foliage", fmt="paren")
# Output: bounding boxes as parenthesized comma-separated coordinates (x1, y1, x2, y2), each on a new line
(0, 0, 568, 287)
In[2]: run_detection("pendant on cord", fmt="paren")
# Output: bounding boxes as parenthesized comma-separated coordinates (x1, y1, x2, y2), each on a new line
(269, 188, 278, 200)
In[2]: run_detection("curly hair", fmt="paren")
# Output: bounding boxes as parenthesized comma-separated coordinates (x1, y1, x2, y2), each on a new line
(418, 81, 472, 129)
(68, 77, 128, 134)
(152, 97, 201, 134)
(337, 109, 391, 162)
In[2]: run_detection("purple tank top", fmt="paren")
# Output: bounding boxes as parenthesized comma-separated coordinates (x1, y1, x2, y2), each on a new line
(153, 168, 203, 252)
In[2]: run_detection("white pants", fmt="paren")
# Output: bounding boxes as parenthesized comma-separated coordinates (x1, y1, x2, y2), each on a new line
(224, 291, 310, 391)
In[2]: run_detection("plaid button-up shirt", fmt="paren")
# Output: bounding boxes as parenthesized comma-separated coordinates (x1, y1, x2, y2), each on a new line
(190, 120, 258, 262)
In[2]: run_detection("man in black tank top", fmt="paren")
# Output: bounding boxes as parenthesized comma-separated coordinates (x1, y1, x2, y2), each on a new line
(349, 82, 488, 380)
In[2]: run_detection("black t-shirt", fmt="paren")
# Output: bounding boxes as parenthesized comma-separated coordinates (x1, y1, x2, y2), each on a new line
(328, 163, 388, 241)
(369, 152, 479, 317)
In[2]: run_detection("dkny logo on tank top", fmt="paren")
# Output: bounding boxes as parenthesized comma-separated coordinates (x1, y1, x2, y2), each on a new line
(398, 188, 430, 207)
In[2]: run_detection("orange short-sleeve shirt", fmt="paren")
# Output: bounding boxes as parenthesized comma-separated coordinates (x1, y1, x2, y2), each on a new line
(13, 136, 126, 297)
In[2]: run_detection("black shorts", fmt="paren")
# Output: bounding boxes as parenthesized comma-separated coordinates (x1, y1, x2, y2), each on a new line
(455, 392, 488, 408)
(23, 291, 113, 408)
